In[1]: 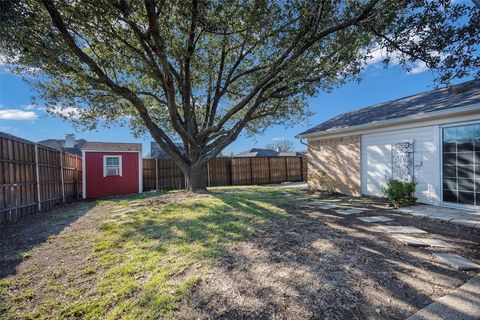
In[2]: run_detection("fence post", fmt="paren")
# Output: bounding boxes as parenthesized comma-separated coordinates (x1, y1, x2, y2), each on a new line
(231, 157, 233, 186)
(14, 183, 18, 221)
(34, 144, 42, 212)
(155, 158, 159, 190)
(74, 156, 79, 200)
(284, 157, 288, 182)
(268, 157, 272, 184)
(249, 158, 253, 185)
(300, 156, 304, 181)
(207, 162, 211, 187)
(60, 151, 65, 203)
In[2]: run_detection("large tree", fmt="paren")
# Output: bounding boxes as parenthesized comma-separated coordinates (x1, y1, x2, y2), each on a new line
(0, 0, 478, 192)
(266, 140, 295, 153)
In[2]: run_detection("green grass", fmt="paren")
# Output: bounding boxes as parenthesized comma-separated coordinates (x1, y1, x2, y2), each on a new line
(1, 186, 302, 319)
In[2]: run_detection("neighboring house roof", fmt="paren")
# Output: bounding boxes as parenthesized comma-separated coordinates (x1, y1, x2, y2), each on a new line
(235, 148, 279, 157)
(150, 142, 185, 158)
(81, 142, 142, 152)
(38, 138, 87, 157)
(299, 80, 480, 137)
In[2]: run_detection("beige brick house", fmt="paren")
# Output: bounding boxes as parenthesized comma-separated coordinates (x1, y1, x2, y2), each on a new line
(297, 80, 480, 209)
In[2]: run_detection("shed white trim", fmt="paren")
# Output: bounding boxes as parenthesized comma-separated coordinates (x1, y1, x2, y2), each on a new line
(82, 150, 86, 199)
(138, 151, 143, 193)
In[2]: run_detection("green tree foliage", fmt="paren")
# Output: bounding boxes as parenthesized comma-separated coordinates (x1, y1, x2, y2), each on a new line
(0, 0, 478, 191)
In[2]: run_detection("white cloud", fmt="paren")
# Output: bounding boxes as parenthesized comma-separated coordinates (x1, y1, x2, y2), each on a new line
(272, 137, 285, 141)
(364, 44, 429, 75)
(409, 61, 429, 74)
(47, 105, 82, 119)
(0, 109, 39, 120)
(24, 104, 38, 110)
(0, 54, 7, 66)
(364, 45, 400, 66)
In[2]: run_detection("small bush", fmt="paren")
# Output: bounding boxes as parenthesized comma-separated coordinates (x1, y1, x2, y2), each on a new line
(382, 178, 417, 208)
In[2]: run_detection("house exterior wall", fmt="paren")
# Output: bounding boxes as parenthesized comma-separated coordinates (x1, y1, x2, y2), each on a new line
(307, 135, 361, 196)
(361, 125, 439, 205)
(84, 151, 139, 198)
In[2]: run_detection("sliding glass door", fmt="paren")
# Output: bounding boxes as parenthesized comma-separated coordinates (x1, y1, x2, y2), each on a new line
(442, 123, 480, 206)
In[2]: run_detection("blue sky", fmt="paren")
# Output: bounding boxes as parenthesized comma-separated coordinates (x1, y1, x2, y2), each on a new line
(0, 58, 466, 155)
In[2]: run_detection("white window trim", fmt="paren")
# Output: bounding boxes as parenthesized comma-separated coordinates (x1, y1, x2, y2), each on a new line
(103, 155, 122, 177)
(439, 120, 480, 210)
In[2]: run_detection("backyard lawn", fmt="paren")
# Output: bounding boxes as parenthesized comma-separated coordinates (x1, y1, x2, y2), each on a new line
(1, 186, 479, 319)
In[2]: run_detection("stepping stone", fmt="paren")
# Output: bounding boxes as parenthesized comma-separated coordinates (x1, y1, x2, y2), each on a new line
(392, 234, 428, 247)
(433, 253, 480, 271)
(392, 235, 456, 248)
(319, 204, 340, 210)
(421, 238, 457, 248)
(358, 216, 393, 223)
(344, 208, 365, 214)
(378, 226, 427, 234)
(407, 276, 480, 320)
(309, 200, 326, 204)
(335, 208, 364, 215)
(335, 209, 356, 215)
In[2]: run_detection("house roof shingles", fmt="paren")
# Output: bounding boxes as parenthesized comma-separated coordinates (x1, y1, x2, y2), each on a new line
(81, 142, 142, 152)
(299, 80, 480, 136)
(38, 139, 87, 157)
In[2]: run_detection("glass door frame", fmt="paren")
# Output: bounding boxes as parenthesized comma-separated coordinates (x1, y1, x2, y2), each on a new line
(440, 120, 480, 210)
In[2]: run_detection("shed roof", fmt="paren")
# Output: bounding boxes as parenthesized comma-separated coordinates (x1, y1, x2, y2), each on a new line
(81, 142, 142, 152)
(299, 80, 480, 137)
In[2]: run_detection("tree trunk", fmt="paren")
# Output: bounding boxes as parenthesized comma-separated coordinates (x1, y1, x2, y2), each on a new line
(185, 163, 208, 193)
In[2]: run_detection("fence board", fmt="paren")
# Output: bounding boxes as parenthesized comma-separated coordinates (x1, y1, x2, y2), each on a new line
(142, 158, 157, 191)
(208, 157, 231, 186)
(143, 156, 306, 191)
(0, 132, 82, 223)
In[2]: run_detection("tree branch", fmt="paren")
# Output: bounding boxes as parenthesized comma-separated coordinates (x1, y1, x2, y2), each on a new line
(41, 0, 189, 170)
(143, 0, 196, 145)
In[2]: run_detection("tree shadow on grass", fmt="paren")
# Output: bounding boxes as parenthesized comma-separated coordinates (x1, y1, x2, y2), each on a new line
(106, 189, 290, 254)
(0, 201, 96, 278)
(181, 191, 479, 319)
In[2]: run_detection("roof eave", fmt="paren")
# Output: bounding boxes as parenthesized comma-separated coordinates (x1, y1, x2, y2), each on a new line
(296, 103, 480, 139)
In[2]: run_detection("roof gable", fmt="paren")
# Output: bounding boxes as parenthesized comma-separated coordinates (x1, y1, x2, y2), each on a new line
(299, 80, 480, 136)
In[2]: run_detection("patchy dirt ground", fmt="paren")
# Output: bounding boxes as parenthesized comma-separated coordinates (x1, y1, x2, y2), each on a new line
(185, 193, 480, 319)
(1, 188, 479, 319)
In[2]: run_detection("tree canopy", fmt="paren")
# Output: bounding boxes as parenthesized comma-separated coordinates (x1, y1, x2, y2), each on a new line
(0, 0, 478, 190)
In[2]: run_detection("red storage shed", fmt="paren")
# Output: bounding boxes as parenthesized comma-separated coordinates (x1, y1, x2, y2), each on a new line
(81, 142, 142, 199)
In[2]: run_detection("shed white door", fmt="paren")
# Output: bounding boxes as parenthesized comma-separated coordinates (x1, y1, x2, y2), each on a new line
(361, 126, 439, 205)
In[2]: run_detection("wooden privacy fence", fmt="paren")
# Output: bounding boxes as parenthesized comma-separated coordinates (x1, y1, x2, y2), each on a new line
(143, 156, 307, 191)
(0, 133, 82, 223)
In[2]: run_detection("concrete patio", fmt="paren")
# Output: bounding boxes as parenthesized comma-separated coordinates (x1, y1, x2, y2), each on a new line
(397, 204, 480, 229)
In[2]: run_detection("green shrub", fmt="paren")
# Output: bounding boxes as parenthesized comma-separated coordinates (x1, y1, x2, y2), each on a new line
(381, 178, 417, 208)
